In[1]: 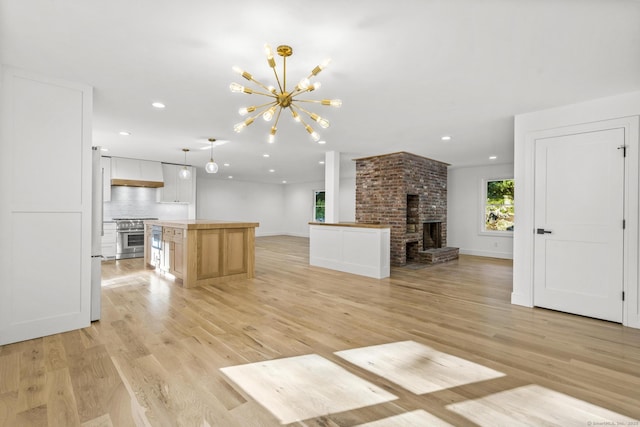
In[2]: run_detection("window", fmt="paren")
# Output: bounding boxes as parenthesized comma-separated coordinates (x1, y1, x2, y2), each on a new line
(482, 179, 514, 234)
(314, 190, 325, 222)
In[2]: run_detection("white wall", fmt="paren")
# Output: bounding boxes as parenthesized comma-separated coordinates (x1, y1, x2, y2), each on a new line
(447, 163, 514, 259)
(514, 90, 640, 329)
(196, 173, 286, 236)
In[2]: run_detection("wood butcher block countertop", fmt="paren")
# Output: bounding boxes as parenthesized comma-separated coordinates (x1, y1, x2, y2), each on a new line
(145, 219, 259, 230)
(308, 222, 390, 229)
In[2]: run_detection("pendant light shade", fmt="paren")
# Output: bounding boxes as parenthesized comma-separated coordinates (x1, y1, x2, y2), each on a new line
(205, 138, 219, 173)
(179, 148, 191, 179)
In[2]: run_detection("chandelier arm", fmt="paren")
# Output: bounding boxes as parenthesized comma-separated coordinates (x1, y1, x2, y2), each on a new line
(290, 104, 314, 130)
(273, 106, 284, 128)
(270, 59, 285, 94)
(245, 89, 278, 98)
(249, 100, 279, 112)
(293, 99, 324, 104)
(294, 104, 315, 120)
(242, 102, 278, 128)
(246, 75, 277, 94)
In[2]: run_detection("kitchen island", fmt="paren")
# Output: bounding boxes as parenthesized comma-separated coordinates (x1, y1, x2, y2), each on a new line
(144, 220, 259, 288)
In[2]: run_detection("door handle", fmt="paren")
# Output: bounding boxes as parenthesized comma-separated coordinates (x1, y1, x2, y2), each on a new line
(536, 228, 552, 234)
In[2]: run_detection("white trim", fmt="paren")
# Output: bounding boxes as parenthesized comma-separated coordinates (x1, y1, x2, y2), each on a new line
(459, 249, 513, 260)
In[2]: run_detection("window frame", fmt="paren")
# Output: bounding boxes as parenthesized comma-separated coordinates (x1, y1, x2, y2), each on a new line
(313, 190, 326, 223)
(479, 177, 514, 237)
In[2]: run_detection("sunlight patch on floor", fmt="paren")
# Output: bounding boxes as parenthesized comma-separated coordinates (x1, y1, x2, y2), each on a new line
(335, 340, 505, 394)
(447, 384, 637, 426)
(355, 409, 455, 427)
(220, 354, 398, 424)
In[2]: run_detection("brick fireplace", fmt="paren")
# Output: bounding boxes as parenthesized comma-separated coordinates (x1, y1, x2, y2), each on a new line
(355, 151, 459, 266)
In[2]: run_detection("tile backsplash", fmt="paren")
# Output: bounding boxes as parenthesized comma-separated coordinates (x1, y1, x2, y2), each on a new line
(104, 186, 188, 220)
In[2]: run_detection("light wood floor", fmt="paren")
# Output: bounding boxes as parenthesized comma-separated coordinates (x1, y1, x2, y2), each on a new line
(1, 236, 639, 426)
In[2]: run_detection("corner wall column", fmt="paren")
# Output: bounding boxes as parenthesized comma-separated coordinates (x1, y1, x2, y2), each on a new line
(325, 151, 340, 223)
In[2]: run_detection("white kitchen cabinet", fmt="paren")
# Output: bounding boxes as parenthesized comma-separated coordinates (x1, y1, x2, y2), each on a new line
(110, 157, 163, 187)
(101, 156, 111, 202)
(102, 222, 117, 260)
(159, 163, 194, 203)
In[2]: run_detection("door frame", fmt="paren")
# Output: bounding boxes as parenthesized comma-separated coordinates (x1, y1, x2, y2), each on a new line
(513, 116, 639, 328)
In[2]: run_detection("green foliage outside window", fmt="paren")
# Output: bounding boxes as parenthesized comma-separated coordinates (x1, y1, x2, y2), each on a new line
(485, 179, 514, 231)
(314, 191, 325, 222)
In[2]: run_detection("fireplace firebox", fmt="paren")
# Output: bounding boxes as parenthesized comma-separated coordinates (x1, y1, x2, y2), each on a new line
(423, 221, 442, 249)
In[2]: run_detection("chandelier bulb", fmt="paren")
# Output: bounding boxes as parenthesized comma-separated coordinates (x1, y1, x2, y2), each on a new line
(264, 44, 276, 68)
(229, 82, 244, 93)
(263, 106, 277, 122)
(268, 85, 276, 94)
(310, 131, 320, 142)
(297, 78, 311, 91)
(317, 117, 330, 129)
(321, 99, 342, 108)
(309, 82, 321, 92)
(268, 134, 275, 144)
(291, 110, 301, 122)
(232, 66, 252, 81)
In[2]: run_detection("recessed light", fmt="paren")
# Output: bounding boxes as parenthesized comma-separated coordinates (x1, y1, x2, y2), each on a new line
(119, 131, 131, 136)
(318, 140, 326, 145)
(282, 180, 287, 184)
(223, 163, 230, 167)
(319, 161, 325, 165)
(441, 135, 451, 141)
(263, 154, 270, 158)
(228, 175, 233, 179)
(269, 169, 275, 173)
(100, 147, 109, 152)
(489, 155, 497, 160)
(151, 102, 166, 109)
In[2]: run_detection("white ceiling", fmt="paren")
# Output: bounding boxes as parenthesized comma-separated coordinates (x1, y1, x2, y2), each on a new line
(2, 0, 640, 184)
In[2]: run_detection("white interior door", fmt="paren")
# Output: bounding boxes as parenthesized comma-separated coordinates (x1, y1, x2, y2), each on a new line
(0, 68, 92, 345)
(534, 128, 625, 322)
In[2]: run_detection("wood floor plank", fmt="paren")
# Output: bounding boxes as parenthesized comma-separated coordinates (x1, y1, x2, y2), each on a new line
(45, 368, 81, 427)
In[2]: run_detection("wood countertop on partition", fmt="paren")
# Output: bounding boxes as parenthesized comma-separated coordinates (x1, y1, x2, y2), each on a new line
(308, 222, 390, 229)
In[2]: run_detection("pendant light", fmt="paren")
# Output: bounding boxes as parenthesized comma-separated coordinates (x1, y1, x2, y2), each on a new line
(179, 148, 191, 179)
(205, 138, 219, 173)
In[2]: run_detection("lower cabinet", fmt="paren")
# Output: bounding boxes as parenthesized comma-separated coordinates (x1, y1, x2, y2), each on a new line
(102, 222, 117, 260)
(159, 226, 185, 278)
(196, 228, 247, 279)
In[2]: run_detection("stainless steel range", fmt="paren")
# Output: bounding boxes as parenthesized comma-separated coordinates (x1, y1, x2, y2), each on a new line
(114, 217, 157, 259)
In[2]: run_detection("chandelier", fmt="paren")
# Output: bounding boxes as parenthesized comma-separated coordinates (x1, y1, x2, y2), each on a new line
(230, 44, 341, 144)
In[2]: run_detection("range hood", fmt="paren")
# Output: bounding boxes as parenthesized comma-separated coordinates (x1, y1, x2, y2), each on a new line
(110, 157, 164, 188)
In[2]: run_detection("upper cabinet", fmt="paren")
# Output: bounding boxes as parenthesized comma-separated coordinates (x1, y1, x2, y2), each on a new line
(159, 163, 194, 204)
(101, 156, 111, 201)
(110, 157, 164, 188)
